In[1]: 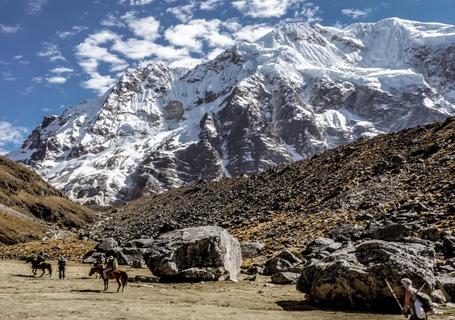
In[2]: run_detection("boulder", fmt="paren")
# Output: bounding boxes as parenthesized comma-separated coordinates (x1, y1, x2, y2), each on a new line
(442, 235, 455, 258)
(263, 258, 293, 276)
(297, 240, 436, 312)
(118, 247, 146, 268)
(246, 266, 264, 275)
(271, 272, 300, 285)
(144, 226, 241, 282)
(82, 251, 105, 264)
(302, 237, 342, 259)
(96, 238, 118, 253)
(240, 241, 264, 258)
(437, 275, 455, 302)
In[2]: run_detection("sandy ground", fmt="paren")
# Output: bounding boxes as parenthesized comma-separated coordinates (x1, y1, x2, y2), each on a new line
(0, 260, 453, 320)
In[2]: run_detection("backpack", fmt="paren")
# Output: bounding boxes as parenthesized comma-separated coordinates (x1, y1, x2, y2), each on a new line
(416, 292, 433, 313)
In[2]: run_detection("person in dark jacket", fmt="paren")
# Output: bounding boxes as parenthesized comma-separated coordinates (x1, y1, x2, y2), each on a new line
(58, 256, 67, 279)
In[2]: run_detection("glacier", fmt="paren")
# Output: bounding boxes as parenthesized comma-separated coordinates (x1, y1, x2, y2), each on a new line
(9, 18, 455, 206)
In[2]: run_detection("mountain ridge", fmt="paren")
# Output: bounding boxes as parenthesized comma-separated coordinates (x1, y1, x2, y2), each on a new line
(9, 18, 455, 205)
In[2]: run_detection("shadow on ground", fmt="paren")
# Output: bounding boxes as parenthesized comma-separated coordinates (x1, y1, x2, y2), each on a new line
(276, 300, 317, 311)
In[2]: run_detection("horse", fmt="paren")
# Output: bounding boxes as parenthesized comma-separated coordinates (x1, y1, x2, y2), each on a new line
(25, 256, 52, 277)
(89, 263, 128, 293)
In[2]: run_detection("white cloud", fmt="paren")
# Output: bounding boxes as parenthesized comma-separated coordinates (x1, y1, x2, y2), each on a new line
(101, 13, 126, 28)
(341, 8, 372, 19)
(47, 76, 67, 84)
(56, 26, 87, 38)
(75, 30, 128, 94)
(232, 0, 292, 18)
(27, 0, 47, 15)
(50, 67, 74, 74)
(168, 56, 202, 69)
(118, 0, 154, 5)
(199, 0, 222, 11)
(234, 24, 274, 41)
(81, 73, 117, 94)
(0, 121, 27, 155)
(297, 2, 321, 23)
(0, 24, 21, 34)
(123, 12, 160, 40)
(1, 71, 16, 81)
(165, 19, 234, 52)
(167, 2, 196, 22)
(37, 42, 66, 62)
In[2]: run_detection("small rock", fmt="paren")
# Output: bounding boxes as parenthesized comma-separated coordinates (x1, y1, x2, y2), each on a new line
(271, 272, 300, 285)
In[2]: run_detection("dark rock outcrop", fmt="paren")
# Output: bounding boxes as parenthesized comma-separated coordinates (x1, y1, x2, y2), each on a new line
(297, 240, 436, 311)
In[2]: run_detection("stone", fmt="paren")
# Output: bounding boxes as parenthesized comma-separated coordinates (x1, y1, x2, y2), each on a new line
(118, 247, 146, 268)
(246, 266, 264, 275)
(82, 251, 105, 264)
(144, 226, 242, 282)
(132, 275, 160, 283)
(263, 258, 293, 276)
(421, 227, 441, 242)
(442, 235, 455, 258)
(363, 223, 411, 242)
(437, 275, 455, 302)
(240, 241, 265, 258)
(431, 289, 447, 304)
(96, 238, 118, 253)
(302, 237, 342, 259)
(297, 240, 436, 312)
(271, 272, 300, 285)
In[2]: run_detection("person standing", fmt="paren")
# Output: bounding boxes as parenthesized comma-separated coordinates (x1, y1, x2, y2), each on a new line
(58, 256, 67, 279)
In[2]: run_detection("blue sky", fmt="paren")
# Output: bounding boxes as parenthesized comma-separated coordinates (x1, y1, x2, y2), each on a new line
(0, 0, 455, 154)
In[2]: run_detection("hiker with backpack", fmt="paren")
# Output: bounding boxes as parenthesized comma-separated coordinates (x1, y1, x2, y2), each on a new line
(401, 278, 433, 320)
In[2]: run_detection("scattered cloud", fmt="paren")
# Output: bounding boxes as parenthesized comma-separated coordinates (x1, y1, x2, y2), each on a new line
(1, 71, 16, 81)
(50, 67, 74, 74)
(0, 24, 21, 34)
(234, 24, 274, 41)
(123, 11, 160, 40)
(0, 121, 27, 155)
(46, 76, 67, 84)
(56, 26, 87, 39)
(232, 0, 293, 18)
(165, 19, 234, 52)
(199, 0, 222, 11)
(167, 2, 197, 22)
(118, 0, 154, 6)
(341, 8, 372, 19)
(37, 42, 66, 62)
(27, 0, 47, 15)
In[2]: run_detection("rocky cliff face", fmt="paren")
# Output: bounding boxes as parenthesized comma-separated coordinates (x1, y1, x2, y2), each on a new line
(9, 18, 455, 206)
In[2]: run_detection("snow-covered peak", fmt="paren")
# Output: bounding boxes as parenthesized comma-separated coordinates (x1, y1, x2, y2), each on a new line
(9, 19, 455, 206)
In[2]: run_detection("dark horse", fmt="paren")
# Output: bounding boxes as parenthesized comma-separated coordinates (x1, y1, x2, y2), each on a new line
(25, 256, 52, 277)
(89, 263, 128, 293)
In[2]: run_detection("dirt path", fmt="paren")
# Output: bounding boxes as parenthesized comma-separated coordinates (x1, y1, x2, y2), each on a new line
(0, 260, 452, 320)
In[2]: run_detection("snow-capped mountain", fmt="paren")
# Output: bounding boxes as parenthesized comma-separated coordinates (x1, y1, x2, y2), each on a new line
(9, 18, 455, 206)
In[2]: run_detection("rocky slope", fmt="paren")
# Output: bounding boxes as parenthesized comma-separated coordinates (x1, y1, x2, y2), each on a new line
(0, 155, 96, 244)
(89, 117, 454, 254)
(9, 18, 455, 206)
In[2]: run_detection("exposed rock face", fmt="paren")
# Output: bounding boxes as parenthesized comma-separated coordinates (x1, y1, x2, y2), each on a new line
(91, 117, 455, 256)
(9, 19, 455, 206)
(96, 238, 118, 253)
(297, 240, 436, 311)
(271, 272, 301, 285)
(144, 226, 242, 282)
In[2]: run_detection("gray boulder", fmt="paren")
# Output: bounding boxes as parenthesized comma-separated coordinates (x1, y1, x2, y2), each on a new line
(263, 250, 302, 276)
(144, 226, 242, 282)
(271, 272, 300, 285)
(240, 241, 264, 258)
(302, 237, 342, 259)
(297, 240, 436, 312)
(118, 247, 147, 268)
(96, 237, 118, 253)
(437, 275, 455, 302)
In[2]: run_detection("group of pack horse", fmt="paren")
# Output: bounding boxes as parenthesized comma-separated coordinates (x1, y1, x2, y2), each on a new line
(25, 256, 128, 293)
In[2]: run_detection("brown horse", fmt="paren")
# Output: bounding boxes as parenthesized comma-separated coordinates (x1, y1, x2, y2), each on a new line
(25, 256, 52, 277)
(89, 263, 128, 293)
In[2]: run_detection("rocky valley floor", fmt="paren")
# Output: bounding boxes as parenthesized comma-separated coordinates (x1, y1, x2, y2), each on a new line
(1, 259, 453, 320)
